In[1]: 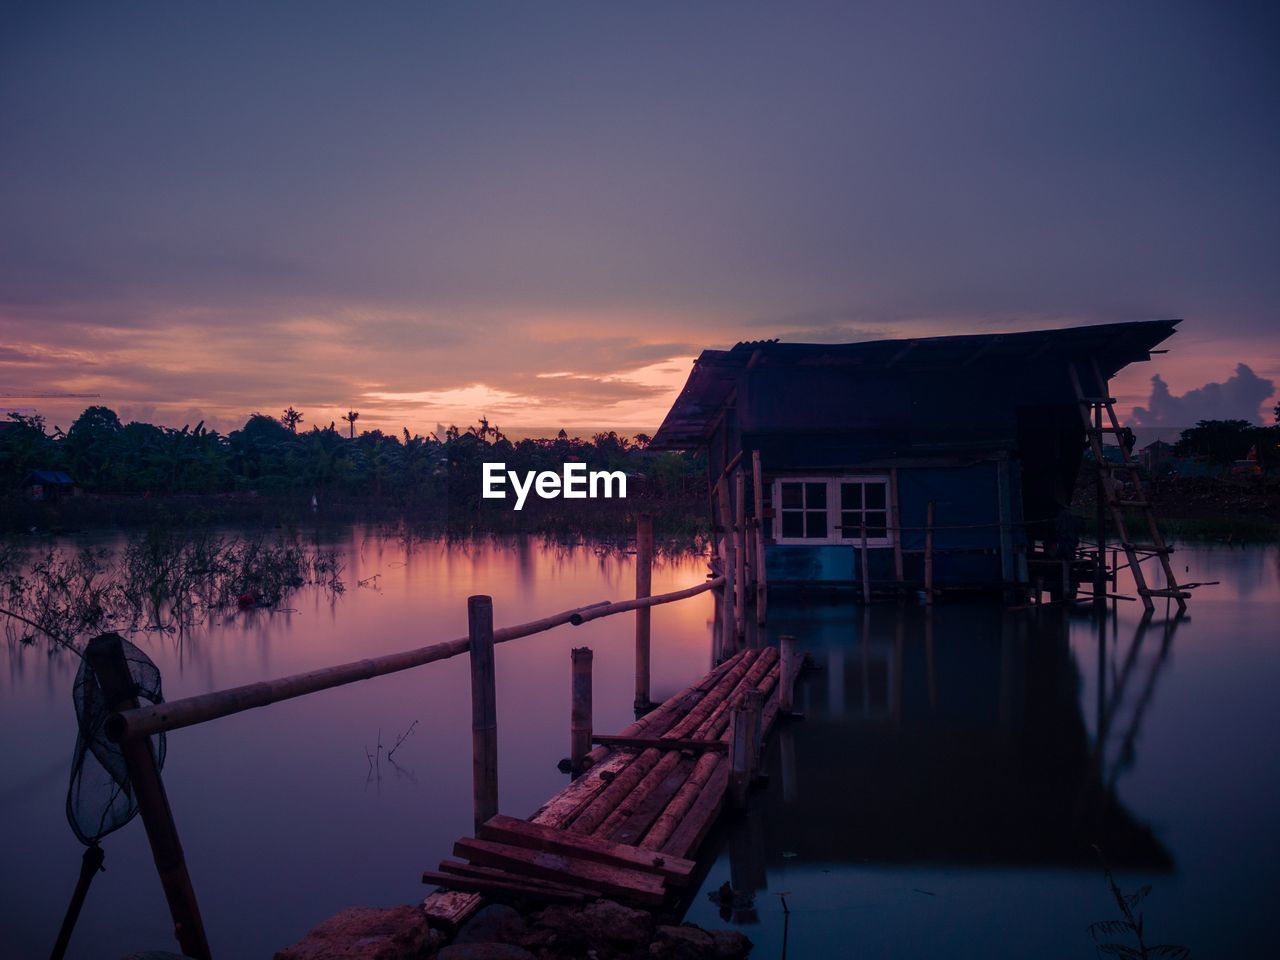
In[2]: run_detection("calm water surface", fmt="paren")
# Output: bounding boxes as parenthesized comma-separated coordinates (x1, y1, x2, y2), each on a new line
(1, 530, 1277, 959)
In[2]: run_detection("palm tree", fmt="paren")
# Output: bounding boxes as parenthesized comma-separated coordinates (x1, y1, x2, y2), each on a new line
(282, 407, 304, 433)
(343, 410, 360, 439)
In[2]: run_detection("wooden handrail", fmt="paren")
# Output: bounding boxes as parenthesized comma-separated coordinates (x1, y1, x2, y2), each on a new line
(108, 576, 725, 742)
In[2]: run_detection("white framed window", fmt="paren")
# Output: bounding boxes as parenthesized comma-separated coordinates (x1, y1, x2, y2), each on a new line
(772, 476, 893, 546)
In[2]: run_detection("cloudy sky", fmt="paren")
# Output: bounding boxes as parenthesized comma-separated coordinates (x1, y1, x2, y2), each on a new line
(2, 1, 1277, 437)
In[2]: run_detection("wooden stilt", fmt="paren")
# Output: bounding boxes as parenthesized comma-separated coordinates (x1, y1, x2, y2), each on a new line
(751, 450, 767, 625)
(570, 647, 593, 776)
(85, 634, 211, 960)
(468, 596, 498, 831)
(779, 634, 797, 715)
(729, 688, 764, 808)
(634, 514, 653, 712)
(859, 520, 871, 605)
(924, 501, 936, 605)
(734, 468, 747, 639)
(716, 478, 737, 646)
(890, 467, 904, 586)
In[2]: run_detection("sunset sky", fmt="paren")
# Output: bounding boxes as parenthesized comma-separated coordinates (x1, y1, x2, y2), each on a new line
(2, 2, 1277, 438)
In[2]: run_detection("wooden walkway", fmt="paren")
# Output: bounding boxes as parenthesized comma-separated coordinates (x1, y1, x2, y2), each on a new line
(423, 646, 785, 929)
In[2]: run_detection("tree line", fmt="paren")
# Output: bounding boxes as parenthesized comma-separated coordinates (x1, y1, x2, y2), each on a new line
(0, 406, 707, 509)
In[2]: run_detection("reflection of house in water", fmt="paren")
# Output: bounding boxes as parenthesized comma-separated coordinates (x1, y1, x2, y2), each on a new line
(708, 602, 1175, 918)
(651, 320, 1180, 599)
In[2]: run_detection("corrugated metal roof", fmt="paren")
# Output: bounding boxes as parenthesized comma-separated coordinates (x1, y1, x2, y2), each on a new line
(651, 319, 1179, 449)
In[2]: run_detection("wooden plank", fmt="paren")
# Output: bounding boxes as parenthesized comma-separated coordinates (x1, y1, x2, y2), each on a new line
(660, 762, 730, 860)
(529, 752, 632, 827)
(590, 735, 727, 753)
(606, 755, 697, 848)
(579, 652, 744, 769)
(642, 752, 723, 851)
(478, 814, 695, 884)
(436, 860, 600, 898)
(454, 837, 667, 906)
(422, 870, 587, 904)
(422, 890, 483, 933)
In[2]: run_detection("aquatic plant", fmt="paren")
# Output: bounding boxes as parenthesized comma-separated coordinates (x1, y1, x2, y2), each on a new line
(1089, 846, 1190, 959)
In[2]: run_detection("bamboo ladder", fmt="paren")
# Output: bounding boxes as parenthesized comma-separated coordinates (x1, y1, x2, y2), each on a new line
(1068, 358, 1190, 614)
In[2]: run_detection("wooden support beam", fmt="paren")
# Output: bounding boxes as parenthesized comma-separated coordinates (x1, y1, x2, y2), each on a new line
(478, 814, 695, 884)
(422, 869, 589, 903)
(453, 838, 667, 905)
(570, 647, 593, 776)
(779, 634, 797, 715)
(730, 688, 764, 808)
(752, 450, 767, 625)
(469, 596, 498, 831)
(589, 735, 727, 753)
(859, 521, 871, 605)
(634, 514, 653, 711)
(85, 634, 211, 960)
(924, 501, 936, 605)
(734, 468, 747, 639)
(716, 477, 738, 646)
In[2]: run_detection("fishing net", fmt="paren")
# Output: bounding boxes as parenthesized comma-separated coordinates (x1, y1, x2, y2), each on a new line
(66, 636, 166, 845)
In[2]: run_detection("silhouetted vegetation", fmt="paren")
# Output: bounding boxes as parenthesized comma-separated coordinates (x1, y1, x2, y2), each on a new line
(1172, 418, 1280, 469)
(0, 407, 707, 536)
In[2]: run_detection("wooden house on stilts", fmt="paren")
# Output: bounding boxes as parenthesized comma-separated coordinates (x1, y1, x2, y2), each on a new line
(650, 319, 1187, 611)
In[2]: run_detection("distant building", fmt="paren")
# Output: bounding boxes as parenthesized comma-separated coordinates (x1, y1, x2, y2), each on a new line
(22, 470, 76, 501)
(651, 319, 1179, 597)
(1139, 439, 1174, 473)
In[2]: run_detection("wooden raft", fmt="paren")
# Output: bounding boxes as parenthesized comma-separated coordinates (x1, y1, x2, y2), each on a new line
(423, 647, 783, 928)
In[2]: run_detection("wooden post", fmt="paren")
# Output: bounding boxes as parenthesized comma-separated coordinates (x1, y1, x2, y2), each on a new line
(570, 647, 593, 776)
(859, 520, 871, 605)
(716, 477, 737, 645)
(890, 467, 904, 586)
(634, 514, 653, 712)
(734, 468, 747, 639)
(779, 634, 797, 715)
(85, 634, 211, 960)
(730, 688, 764, 807)
(1094, 403, 1107, 605)
(924, 501, 936, 605)
(468, 595, 498, 830)
(751, 450, 767, 625)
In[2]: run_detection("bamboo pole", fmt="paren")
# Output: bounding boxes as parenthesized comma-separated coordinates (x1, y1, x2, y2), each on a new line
(734, 468, 747, 640)
(469, 596, 498, 831)
(570, 647, 593, 776)
(112, 577, 724, 741)
(751, 450, 767, 625)
(716, 477, 737, 646)
(859, 520, 871, 605)
(730, 688, 764, 808)
(84, 634, 211, 960)
(890, 467, 904, 586)
(779, 634, 797, 715)
(634, 514, 653, 712)
(924, 500, 936, 605)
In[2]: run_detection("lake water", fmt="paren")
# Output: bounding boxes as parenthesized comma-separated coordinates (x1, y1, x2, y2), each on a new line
(2, 530, 1277, 959)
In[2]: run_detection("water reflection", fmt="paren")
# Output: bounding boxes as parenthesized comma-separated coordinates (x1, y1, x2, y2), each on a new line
(1, 534, 1277, 959)
(688, 549, 1280, 958)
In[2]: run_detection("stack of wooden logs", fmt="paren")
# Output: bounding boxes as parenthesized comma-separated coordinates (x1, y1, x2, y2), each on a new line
(424, 646, 784, 927)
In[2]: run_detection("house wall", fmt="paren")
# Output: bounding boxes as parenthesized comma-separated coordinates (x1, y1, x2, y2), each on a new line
(763, 459, 1026, 589)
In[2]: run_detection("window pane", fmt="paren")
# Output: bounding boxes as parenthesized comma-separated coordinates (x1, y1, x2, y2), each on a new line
(840, 510, 863, 539)
(781, 512, 803, 538)
(865, 511, 887, 538)
(805, 510, 827, 539)
(840, 482, 861, 510)
(805, 482, 826, 508)
(865, 483, 886, 509)
(781, 483, 802, 509)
